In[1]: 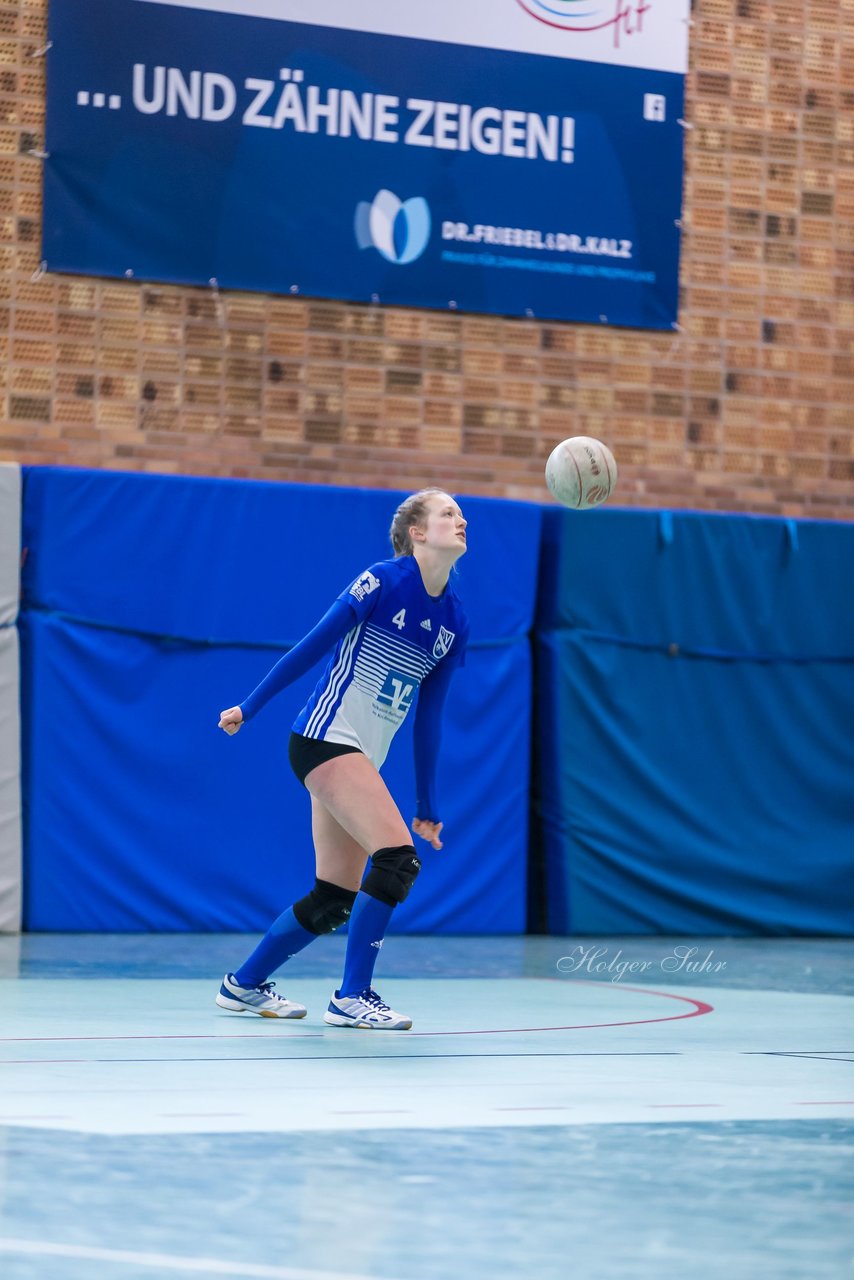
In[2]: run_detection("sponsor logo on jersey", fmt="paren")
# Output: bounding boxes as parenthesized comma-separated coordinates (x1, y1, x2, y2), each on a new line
(349, 570, 381, 602)
(433, 626, 455, 659)
(378, 669, 416, 714)
(420, 618, 432, 631)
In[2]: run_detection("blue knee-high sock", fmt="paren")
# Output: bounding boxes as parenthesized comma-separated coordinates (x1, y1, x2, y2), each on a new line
(338, 891, 394, 997)
(233, 907, 316, 988)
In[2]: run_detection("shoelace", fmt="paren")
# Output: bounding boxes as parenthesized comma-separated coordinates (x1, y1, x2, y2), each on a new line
(361, 988, 391, 1011)
(257, 981, 282, 999)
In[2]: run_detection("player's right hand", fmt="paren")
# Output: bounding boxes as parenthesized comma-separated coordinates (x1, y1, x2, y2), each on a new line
(218, 706, 244, 735)
(412, 817, 443, 851)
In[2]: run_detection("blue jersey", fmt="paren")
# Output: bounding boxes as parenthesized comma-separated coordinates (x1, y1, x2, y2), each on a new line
(292, 556, 469, 768)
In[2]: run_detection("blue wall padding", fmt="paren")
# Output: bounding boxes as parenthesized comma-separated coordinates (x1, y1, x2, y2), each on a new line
(21, 468, 534, 645)
(538, 506, 853, 658)
(536, 507, 854, 935)
(20, 468, 540, 933)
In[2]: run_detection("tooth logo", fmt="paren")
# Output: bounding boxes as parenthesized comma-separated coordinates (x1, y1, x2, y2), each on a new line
(355, 189, 431, 265)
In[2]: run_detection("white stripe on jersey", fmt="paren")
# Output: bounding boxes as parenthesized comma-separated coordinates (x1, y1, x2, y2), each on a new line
(305, 622, 362, 738)
(368, 622, 438, 667)
(351, 624, 436, 697)
(362, 623, 436, 677)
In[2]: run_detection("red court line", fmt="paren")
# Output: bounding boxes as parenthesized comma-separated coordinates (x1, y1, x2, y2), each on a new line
(0, 988, 717, 1039)
(0, 985, 714, 1044)
(408, 985, 714, 1036)
(0, 1051, 682, 1065)
(0, 1033, 324, 1043)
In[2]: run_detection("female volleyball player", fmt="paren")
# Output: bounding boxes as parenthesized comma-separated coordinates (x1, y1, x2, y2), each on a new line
(216, 490, 469, 1030)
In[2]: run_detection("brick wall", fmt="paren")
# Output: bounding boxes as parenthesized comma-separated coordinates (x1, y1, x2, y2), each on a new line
(1, 1, 853, 517)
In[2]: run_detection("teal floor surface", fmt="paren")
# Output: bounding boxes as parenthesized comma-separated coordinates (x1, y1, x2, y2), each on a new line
(0, 934, 851, 1278)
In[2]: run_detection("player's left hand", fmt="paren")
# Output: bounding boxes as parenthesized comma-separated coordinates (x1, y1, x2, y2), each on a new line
(218, 706, 244, 735)
(412, 818, 443, 851)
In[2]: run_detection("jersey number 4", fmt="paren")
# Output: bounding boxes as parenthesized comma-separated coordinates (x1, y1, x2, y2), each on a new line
(392, 608, 406, 631)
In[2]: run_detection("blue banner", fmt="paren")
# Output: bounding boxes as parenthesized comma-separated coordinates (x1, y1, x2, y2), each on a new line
(43, 0, 687, 329)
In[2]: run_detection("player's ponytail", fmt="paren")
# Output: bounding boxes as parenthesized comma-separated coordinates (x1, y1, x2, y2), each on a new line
(390, 489, 446, 556)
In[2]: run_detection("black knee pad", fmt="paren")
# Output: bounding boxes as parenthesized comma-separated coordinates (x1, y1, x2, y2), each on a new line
(293, 878, 357, 935)
(362, 844, 421, 907)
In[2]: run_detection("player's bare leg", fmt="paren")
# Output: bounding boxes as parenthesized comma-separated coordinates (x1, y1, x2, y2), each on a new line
(307, 754, 415, 1029)
(304, 751, 412, 854)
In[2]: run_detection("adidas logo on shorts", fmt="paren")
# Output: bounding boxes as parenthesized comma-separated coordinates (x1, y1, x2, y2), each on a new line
(420, 619, 432, 630)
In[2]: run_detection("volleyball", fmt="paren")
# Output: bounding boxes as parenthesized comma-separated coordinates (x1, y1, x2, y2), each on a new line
(545, 436, 618, 510)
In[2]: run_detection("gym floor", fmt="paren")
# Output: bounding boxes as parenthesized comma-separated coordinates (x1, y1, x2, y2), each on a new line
(0, 934, 851, 1279)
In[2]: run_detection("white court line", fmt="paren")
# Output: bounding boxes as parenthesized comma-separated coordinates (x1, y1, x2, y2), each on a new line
(0, 1238, 395, 1280)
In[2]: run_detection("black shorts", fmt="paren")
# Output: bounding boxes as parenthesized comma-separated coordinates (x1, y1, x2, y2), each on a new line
(288, 731, 363, 786)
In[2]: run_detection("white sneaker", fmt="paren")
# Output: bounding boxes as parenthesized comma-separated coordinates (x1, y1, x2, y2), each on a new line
(324, 987, 412, 1030)
(215, 973, 307, 1019)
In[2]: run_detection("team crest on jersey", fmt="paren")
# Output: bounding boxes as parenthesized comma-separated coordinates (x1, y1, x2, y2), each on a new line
(433, 626, 455, 659)
(349, 570, 381, 603)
